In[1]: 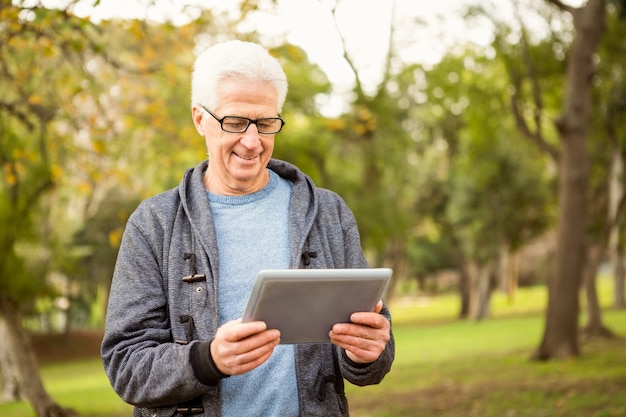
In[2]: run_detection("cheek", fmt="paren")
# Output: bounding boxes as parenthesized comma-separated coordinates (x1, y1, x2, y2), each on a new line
(204, 132, 231, 155)
(262, 139, 275, 156)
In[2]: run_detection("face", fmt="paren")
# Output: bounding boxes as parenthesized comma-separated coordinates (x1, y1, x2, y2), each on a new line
(192, 78, 279, 196)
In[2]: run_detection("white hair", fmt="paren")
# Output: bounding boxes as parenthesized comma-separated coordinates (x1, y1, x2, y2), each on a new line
(191, 40, 288, 113)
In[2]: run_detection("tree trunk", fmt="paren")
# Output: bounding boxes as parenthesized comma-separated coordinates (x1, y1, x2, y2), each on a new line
(0, 297, 79, 417)
(457, 261, 471, 319)
(382, 238, 409, 304)
(614, 245, 626, 309)
(498, 242, 519, 303)
(608, 150, 626, 309)
(468, 262, 494, 320)
(0, 318, 22, 403)
(581, 247, 614, 338)
(535, 0, 607, 360)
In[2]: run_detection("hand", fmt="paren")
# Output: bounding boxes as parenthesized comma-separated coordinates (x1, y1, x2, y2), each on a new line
(210, 319, 280, 376)
(328, 300, 391, 364)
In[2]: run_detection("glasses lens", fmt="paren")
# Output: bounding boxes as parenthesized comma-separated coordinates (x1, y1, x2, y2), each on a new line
(219, 115, 284, 134)
(256, 118, 284, 134)
(221, 117, 249, 133)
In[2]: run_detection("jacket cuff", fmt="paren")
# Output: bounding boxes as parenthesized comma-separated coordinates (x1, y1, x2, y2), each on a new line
(341, 349, 372, 369)
(190, 340, 230, 386)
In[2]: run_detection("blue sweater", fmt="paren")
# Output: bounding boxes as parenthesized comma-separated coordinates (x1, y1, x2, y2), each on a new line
(208, 170, 298, 416)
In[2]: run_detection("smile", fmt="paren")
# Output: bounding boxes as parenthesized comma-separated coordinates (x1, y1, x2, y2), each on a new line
(235, 152, 258, 161)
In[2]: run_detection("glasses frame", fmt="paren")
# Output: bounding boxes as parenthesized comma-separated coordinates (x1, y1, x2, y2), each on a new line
(200, 105, 285, 134)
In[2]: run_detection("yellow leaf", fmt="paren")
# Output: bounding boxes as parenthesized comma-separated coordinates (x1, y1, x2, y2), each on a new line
(77, 181, 92, 194)
(28, 94, 43, 105)
(3, 164, 17, 186)
(92, 139, 106, 154)
(109, 228, 123, 247)
(51, 164, 63, 181)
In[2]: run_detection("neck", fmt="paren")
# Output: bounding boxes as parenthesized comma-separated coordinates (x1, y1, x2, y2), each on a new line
(203, 169, 270, 196)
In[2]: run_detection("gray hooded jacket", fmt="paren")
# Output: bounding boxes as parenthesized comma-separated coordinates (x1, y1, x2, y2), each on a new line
(101, 159, 394, 417)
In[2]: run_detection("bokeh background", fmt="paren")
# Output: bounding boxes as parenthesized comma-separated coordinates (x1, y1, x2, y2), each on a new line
(1, 0, 625, 416)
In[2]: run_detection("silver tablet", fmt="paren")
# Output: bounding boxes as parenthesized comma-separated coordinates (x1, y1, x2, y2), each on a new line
(241, 268, 392, 344)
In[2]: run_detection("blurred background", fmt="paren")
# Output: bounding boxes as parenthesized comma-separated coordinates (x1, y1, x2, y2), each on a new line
(1, 0, 625, 416)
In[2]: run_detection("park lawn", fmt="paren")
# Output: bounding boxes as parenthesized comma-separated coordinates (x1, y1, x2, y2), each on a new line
(1, 278, 625, 417)
(347, 309, 626, 417)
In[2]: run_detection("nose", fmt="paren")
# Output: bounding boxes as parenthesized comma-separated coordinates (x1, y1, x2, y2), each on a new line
(239, 123, 261, 148)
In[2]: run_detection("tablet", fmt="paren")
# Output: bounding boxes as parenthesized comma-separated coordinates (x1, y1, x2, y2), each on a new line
(241, 268, 392, 344)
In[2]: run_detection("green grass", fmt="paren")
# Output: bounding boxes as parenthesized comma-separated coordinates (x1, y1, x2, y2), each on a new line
(0, 359, 133, 417)
(346, 309, 626, 417)
(344, 275, 626, 417)
(1, 277, 625, 417)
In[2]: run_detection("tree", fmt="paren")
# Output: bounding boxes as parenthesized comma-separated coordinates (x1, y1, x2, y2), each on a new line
(0, 3, 107, 414)
(480, 0, 619, 355)
(401, 41, 554, 319)
(0, 2, 287, 413)
(581, 3, 626, 333)
(597, 3, 626, 310)
(0, 2, 206, 414)
(534, 0, 607, 360)
(301, 0, 416, 281)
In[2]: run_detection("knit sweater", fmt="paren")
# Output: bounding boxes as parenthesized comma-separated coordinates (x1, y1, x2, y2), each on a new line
(208, 170, 298, 416)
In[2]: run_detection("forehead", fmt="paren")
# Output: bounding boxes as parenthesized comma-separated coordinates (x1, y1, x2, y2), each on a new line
(215, 78, 279, 115)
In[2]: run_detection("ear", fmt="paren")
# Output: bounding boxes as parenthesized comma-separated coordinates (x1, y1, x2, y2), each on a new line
(191, 105, 204, 136)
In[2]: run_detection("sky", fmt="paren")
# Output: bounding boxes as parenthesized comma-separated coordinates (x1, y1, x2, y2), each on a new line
(68, 0, 494, 84)
(60, 0, 584, 113)
(64, 0, 498, 113)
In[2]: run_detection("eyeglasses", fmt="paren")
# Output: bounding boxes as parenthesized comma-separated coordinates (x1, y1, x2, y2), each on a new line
(200, 105, 285, 134)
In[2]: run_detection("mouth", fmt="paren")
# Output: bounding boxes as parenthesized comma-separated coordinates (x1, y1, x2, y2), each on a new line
(234, 152, 258, 161)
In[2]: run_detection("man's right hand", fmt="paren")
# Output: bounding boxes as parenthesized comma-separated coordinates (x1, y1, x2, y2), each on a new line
(210, 319, 280, 376)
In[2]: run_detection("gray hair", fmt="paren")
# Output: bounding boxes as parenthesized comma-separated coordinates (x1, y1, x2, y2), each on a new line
(191, 40, 288, 113)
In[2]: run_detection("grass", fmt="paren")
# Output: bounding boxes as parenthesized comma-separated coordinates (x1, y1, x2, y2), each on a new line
(0, 359, 133, 417)
(347, 309, 626, 417)
(1, 277, 625, 417)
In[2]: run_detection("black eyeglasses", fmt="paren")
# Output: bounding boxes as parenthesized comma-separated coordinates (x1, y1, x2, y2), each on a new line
(200, 105, 285, 134)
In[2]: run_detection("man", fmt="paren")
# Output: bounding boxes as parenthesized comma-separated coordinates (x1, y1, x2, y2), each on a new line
(101, 40, 394, 417)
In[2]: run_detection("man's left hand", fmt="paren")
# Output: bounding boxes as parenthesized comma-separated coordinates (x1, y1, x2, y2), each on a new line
(328, 300, 391, 364)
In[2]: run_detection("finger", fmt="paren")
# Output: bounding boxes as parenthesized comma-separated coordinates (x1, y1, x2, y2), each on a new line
(329, 332, 384, 364)
(229, 345, 276, 375)
(345, 312, 388, 330)
(212, 329, 281, 375)
(223, 334, 280, 373)
(374, 300, 383, 314)
(221, 320, 269, 343)
(330, 322, 390, 348)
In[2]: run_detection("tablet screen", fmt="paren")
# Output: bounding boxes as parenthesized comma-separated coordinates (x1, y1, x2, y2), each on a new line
(241, 268, 392, 344)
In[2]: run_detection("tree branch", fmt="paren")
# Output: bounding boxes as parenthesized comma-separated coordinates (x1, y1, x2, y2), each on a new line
(327, 0, 365, 100)
(376, 0, 396, 100)
(0, 101, 35, 131)
(510, 94, 561, 163)
(509, 2, 561, 163)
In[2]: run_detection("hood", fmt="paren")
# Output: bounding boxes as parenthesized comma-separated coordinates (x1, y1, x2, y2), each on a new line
(178, 158, 319, 267)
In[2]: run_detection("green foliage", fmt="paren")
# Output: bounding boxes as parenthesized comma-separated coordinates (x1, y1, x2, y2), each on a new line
(0, 5, 100, 304)
(587, 6, 626, 242)
(401, 46, 556, 274)
(1, 0, 622, 332)
(270, 44, 335, 184)
(1, 3, 206, 317)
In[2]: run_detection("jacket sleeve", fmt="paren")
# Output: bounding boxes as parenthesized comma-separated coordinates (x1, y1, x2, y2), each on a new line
(338, 302, 395, 386)
(100, 203, 214, 408)
(321, 191, 396, 386)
